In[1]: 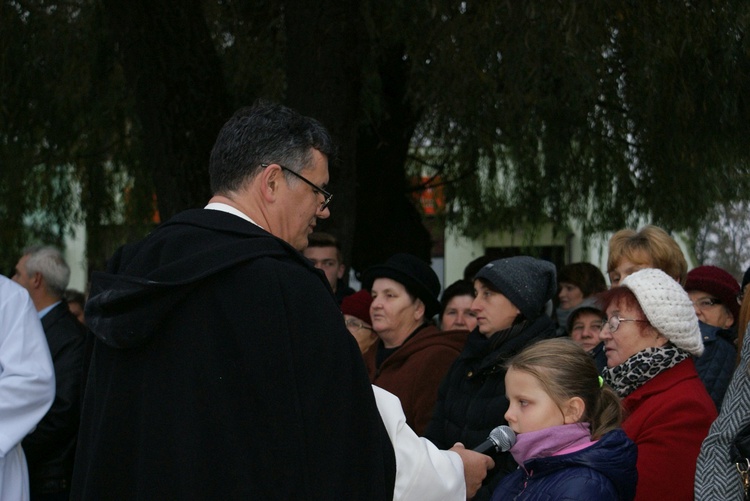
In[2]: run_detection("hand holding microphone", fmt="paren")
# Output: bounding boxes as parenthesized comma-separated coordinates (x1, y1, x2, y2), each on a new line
(449, 426, 515, 498)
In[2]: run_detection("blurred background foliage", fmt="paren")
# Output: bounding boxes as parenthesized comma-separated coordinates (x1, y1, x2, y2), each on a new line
(1, 0, 749, 278)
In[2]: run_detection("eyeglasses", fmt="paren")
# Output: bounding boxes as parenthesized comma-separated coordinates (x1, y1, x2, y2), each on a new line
(262, 163, 333, 211)
(345, 318, 373, 332)
(692, 297, 721, 311)
(602, 315, 648, 334)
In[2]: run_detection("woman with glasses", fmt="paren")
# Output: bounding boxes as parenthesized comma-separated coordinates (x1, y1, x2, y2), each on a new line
(341, 290, 378, 355)
(362, 253, 468, 436)
(599, 268, 716, 501)
(684, 265, 741, 410)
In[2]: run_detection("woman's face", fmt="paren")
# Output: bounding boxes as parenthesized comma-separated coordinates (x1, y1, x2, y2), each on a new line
(441, 295, 478, 331)
(558, 282, 584, 310)
(370, 278, 424, 347)
(687, 290, 735, 330)
(600, 299, 664, 367)
(608, 257, 653, 288)
(472, 280, 520, 338)
(569, 311, 605, 352)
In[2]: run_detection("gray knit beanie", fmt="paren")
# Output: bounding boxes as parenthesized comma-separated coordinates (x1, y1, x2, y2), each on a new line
(474, 256, 557, 319)
(621, 268, 704, 356)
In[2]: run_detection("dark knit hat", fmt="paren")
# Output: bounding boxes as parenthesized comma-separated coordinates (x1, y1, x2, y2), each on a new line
(341, 290, 373, 325)
(474, 256, 557, 319)
(362, 253, 442, 318)
(684, 265, 740, 320)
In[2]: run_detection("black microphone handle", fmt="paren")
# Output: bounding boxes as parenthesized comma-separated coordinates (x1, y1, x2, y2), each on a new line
(472, 439, 498, 455)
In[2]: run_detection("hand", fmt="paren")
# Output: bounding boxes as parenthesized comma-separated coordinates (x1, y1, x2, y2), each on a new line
(449, 442, 495, 500)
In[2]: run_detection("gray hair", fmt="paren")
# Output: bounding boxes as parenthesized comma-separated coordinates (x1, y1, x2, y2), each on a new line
(23, 245, 70, 298)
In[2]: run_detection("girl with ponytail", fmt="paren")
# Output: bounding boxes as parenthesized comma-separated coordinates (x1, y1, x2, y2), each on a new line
(490, 338, 637, 500)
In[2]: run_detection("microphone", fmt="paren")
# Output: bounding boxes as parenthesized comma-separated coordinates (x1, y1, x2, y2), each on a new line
(473, 425, 516, 455)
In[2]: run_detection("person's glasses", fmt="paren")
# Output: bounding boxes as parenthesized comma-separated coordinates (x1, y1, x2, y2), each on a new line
(602, 315, 648, 334)
(345, 318, 373, 332)
(262, 163, 333, 211)
(692, 297, 721, 311)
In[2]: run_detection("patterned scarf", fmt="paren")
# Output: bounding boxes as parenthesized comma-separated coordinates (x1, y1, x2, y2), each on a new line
(602, 344, 689, 398)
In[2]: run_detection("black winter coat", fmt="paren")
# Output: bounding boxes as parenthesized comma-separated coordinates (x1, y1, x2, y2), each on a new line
(423, 316, 558, 501)
(22, 301, 87, 493)
(72, 209, 396, 500)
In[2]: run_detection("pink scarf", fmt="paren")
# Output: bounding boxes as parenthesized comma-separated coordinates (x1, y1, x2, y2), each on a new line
(510, 423, 595, 466)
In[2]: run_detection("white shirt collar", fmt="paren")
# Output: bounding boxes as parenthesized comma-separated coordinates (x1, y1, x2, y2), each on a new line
(38, 301, 62, 319)
(204, 202, 264, 230)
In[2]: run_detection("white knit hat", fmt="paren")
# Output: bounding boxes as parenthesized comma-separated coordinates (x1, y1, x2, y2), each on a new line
(621, 268, 704, 356)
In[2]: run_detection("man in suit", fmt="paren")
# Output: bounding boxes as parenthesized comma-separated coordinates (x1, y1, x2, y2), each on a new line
(13, 245, 86, 500)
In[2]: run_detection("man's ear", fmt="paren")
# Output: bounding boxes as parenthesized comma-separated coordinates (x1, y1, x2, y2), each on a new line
(562, 397, 585, 424)
(258, 163, 282, 203)
(336, 264, 346, 280)
(31, 272, 44, 291)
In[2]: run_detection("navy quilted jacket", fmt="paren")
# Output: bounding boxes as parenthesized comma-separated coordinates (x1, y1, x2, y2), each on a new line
(489, 428, 638, 501)
(694, 321, 737, 411)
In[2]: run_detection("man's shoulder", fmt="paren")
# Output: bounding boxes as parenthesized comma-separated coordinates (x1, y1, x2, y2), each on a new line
(42, 303, 87, 338)
(108, 209, 301, 282)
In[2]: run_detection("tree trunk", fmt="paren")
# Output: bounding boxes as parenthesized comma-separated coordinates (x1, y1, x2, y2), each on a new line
(101, 0, 230, 220)
(353, 46, 431, 275)
(283, 0, 366, 270)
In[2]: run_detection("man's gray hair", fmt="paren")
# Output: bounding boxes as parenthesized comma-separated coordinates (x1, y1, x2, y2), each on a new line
(23, 245, 70, 298)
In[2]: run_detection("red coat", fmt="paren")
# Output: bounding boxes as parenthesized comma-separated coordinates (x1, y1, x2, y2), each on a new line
(364, 325, 468, 435)
(622, 358, 717, 501)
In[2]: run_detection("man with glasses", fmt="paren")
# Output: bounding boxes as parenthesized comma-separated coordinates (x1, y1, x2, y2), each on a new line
(71, 102, 396, 499)
(74, 101, 493, 501)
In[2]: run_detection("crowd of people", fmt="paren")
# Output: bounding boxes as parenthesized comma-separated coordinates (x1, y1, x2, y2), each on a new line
(2, 101, 749, 500)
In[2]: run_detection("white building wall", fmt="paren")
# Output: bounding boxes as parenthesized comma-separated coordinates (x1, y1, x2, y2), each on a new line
(63, 223, 87, 292)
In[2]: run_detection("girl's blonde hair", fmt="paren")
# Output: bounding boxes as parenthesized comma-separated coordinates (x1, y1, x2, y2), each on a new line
(505, 338, 622, 439)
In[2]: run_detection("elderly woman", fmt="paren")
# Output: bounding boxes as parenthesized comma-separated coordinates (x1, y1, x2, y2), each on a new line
(684, 265, 740, 410)
(565, 299, 608, 372)
(424, 256, 558, 501)
(362, 253, 468, 435)
(600, 268, 717, 501)
(439, 279, 478, 332)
